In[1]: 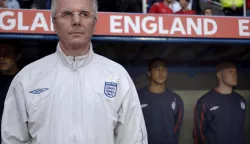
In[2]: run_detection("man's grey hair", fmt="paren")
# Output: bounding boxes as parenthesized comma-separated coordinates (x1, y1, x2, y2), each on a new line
(51, 0, 98, 18)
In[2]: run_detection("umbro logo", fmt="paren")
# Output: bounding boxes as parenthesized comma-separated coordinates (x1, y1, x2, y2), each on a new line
(29, 88, 49, 94)
(210, 106, 219, 111)
(141, 104, 148, 108)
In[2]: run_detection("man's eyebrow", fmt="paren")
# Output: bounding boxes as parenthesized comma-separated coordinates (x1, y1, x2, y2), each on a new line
(61, 10, 72, 13)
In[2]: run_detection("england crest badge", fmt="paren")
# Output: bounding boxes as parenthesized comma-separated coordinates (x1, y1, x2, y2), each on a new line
(241, 100, 245, 110)
(104, 82, 117, 98)
(171, 99, 176, 110)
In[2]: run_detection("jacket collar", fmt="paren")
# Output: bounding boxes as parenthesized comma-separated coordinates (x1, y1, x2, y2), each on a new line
(56, 42, 94, 71)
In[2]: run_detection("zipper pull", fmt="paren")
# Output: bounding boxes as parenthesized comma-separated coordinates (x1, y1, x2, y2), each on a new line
(73, 57, 77, 71)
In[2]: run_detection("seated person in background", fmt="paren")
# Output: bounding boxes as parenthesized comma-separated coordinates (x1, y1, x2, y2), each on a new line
(148, 0, 174, 14)
(175, 0, 196, 14)
(247, 0, 250, 16)
(220, 0, 243, 16)
(203, 7, 212, 15)
(148, 0, 201, 14)
(0, 42, 21, 139)
(0, 0, 20, 8)
(31, 0, 51, 9)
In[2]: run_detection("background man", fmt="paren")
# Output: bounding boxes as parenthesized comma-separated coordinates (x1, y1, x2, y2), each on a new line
(175, 0, 196, 14)
(220, 0, 243, 16)
(138, 58, 183, 144)
(0, 42, 21, 140)
(0, 0, 20, 8)
(203, 7, 212, 15)
(194, 62, 247, 144)
(1, 0, 148, 143)
(148, 0, 175, 14)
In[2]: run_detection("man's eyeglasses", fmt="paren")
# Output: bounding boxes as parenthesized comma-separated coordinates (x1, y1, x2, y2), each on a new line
(55, 10, 97, 20)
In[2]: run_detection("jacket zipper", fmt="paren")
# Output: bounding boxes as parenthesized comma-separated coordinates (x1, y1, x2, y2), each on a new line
(73, 56, 77, 143)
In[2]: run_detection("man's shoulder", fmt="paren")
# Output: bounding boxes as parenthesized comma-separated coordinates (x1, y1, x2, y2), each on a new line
(166, 89, 183, 101)
(14, 54, 56, 81)
(196, 90, 214, 103)
(93, 54, 128, 74)
(137, 87, 149, 95)
(233, 91, 246, 101)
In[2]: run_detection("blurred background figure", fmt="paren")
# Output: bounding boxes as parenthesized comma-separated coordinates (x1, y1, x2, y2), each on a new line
(31, 0, 51, 9)
(220, 0, 243, 16)
(203, 7, 212, 15)
(0, 42, 21, 138)
(247, 0, 250, 16)
(0, 0, 20, 8)
(148, 0, 175, 14)
(148, 0, 200, 14)
(175, 0, 196, 14)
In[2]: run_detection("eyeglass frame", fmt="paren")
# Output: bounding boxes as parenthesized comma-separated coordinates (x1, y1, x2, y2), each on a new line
(53, 9, 97, 20)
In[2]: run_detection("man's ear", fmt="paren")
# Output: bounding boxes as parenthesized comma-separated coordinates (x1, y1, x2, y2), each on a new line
(93, 18, 98, 32)
(52, 19, 57, 32)
(216, 71, 222, 80)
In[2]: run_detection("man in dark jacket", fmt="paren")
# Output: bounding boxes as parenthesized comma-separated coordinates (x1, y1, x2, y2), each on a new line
(0, 42, 21, 139)
(138, 58, 184, 144)
(194, 62, 247, 144)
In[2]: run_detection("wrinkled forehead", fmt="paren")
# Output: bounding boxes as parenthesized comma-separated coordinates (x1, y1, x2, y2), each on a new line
(57, 0, 94, 12)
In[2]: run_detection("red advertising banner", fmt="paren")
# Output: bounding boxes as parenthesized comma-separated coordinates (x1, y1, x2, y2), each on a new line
(0, 9, 250, 38)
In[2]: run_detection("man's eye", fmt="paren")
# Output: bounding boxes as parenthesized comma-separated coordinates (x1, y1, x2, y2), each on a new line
(62, 12, 72, 17)
(80, 12, 90, 17)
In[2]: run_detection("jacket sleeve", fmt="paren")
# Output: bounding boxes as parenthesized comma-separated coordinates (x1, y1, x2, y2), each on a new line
(193, 99, 207, 144)
(1, 82, 31, 144)
(174, 97, 184, 141)
(114, 74, 148, 144)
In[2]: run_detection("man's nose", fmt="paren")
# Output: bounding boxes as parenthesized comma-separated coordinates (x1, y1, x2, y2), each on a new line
(72, 14, 82, 25)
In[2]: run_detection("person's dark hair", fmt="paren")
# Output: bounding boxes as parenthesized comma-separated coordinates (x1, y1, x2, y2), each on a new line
(0, 40, 21, 55)
(216, 61, 236, 73)
(148, 58, 167, 71)
(203, 7, 212, 14)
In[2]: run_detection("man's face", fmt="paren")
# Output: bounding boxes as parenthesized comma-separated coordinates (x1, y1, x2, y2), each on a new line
(204, 9, 212, 15)
(53, 0, 97, 48)
(0, 45, 17, 72)
(219, 68, 238, 87)
(149, 65, 168, 85)
(179, 0, 188, 8)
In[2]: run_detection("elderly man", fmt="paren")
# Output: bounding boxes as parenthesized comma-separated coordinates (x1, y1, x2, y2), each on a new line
(1, 0, 148, 143)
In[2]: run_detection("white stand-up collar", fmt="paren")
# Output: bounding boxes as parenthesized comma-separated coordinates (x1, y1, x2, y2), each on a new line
(56, 42, 94, 71)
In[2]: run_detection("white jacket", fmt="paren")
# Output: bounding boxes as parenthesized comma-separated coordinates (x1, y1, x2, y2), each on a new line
(1, 43, 148, 144)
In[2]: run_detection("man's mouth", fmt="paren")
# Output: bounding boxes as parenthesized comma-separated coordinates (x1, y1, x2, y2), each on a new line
(70, 32, 84, 34)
